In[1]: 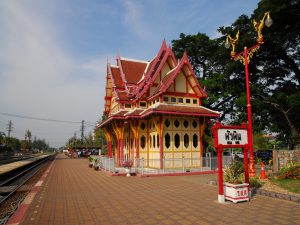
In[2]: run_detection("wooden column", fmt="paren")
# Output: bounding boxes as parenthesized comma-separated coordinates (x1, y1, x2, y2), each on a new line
(153, 116, 163, 169)
(112, 121, 125, 166)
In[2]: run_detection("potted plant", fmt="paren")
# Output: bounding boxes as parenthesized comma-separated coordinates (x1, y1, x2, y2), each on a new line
(93, 157, 101, 170)
(122, 160, 133, 176)
(88, 156, 93, 168)
(223, 159, 249, 203)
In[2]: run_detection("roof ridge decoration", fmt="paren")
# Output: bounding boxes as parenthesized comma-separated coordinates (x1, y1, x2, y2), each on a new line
(132, 40, 168, 96)
(120, 57, 149, 64)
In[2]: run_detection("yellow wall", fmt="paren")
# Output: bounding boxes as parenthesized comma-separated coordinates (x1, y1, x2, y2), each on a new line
(175, 72, 186, 93)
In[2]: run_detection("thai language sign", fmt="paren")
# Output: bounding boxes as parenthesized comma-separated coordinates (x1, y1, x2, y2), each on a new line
(217, 129, 248, 145)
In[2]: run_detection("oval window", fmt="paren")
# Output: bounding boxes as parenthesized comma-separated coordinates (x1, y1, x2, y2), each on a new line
(174, 119, 180, 128)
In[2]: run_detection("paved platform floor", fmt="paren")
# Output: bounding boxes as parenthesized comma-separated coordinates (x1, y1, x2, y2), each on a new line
(21, 154, 299, 225)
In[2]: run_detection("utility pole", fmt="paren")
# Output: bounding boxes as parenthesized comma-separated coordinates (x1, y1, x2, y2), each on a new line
(80, 120, 85, 144)
(7, 120, 13, 137)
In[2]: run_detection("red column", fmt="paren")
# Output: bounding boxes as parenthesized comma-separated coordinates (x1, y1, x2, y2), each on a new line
(135, 137, 139, 159)
(244, 47, 256, 177)
(117, 139, 120, 166)
(159, 116, 163, 169)
(120, 139, 124, 163)
(108, 141, 112, 158)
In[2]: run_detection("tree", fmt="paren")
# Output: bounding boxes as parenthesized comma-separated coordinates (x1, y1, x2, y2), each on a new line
(172, 0, 300, 149)
(32, 138, 49, 150)
(250, 0, 300, 148)
(0, 132, 5, 145)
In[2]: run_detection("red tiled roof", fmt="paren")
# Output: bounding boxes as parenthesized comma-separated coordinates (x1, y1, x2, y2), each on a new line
(125, 109, 144, 117)
(112, 110, 128, 117)
(120, 59, 148, 84)
(116, 91, 129, 101)
(141, 104, 220, 118)
(111, 67, 124, 88)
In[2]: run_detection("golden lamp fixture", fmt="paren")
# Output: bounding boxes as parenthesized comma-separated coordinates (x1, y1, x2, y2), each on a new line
(225, 12, 273, 58)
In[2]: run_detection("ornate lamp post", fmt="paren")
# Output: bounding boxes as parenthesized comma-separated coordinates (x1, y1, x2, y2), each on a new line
(225, 12, 273, 177)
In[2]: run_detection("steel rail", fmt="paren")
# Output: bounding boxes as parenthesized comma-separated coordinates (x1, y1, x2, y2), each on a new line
(0, 155, 54, 205)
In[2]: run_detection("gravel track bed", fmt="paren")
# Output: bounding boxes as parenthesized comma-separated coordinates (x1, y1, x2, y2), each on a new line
(0, 160, 51, 225)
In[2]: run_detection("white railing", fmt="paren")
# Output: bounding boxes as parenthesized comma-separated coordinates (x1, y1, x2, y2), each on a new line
(99, 155, 233, 175)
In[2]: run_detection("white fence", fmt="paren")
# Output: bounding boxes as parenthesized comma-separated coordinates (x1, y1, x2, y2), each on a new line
(99, 155, 233, 175)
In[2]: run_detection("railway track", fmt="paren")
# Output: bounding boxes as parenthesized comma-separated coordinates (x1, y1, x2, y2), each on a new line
(0, 154, 56, 224)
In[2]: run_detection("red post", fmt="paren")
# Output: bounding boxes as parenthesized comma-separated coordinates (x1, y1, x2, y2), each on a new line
(217, 147, 224, 203)
(243, 47, 256, 177)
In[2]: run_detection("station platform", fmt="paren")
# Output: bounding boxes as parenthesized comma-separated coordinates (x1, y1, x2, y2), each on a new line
(8, 154, 299, 225)
(0, 155, 49, 175)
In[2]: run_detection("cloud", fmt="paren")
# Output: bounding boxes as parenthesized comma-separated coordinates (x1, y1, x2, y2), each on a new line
(0, 1, 105, 147)
(121, 0, 154, 41)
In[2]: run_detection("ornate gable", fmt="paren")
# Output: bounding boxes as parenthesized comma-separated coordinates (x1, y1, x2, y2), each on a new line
(103, 41, 211, 117)
(149, 52, 207, 100)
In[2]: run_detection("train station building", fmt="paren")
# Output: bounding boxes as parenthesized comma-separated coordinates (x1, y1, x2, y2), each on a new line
(97, 41, 220, 169)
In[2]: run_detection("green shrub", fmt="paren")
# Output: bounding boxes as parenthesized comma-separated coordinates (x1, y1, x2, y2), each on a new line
(223, 160, 244, 184)
(278, 162, 300, 179)
(249, 177, 263, 188)
(88, 156, 93, 162)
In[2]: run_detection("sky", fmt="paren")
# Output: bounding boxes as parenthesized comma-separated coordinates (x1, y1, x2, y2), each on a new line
(0, 0, 259, 148)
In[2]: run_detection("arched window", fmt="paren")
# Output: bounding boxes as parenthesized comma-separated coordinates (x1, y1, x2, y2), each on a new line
(193, 134, 198, 148)
(153, 135, 156, 148)
(184, 134, 189, 148)
(165, 133, 170, 148)
(165, 119, 170, 128)
(157, 134, 159, 148)
(174, 119, 180, 128)
(150, 135, 152, 148)
(141, 135, 146, 149)
(175, 133, 180, 148)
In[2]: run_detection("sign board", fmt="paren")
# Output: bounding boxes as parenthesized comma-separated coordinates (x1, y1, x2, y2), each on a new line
(217, 129, 248, 145)
(212, 121, 248, 148)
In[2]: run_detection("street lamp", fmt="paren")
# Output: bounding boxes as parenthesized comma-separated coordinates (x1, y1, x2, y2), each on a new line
(225, 12, 273, 177)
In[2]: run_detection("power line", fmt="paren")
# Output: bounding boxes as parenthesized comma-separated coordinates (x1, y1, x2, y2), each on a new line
(0, 112, 84, 124)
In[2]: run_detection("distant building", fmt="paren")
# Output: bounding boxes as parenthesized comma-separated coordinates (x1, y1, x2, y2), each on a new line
(97, 41, 219, 168)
